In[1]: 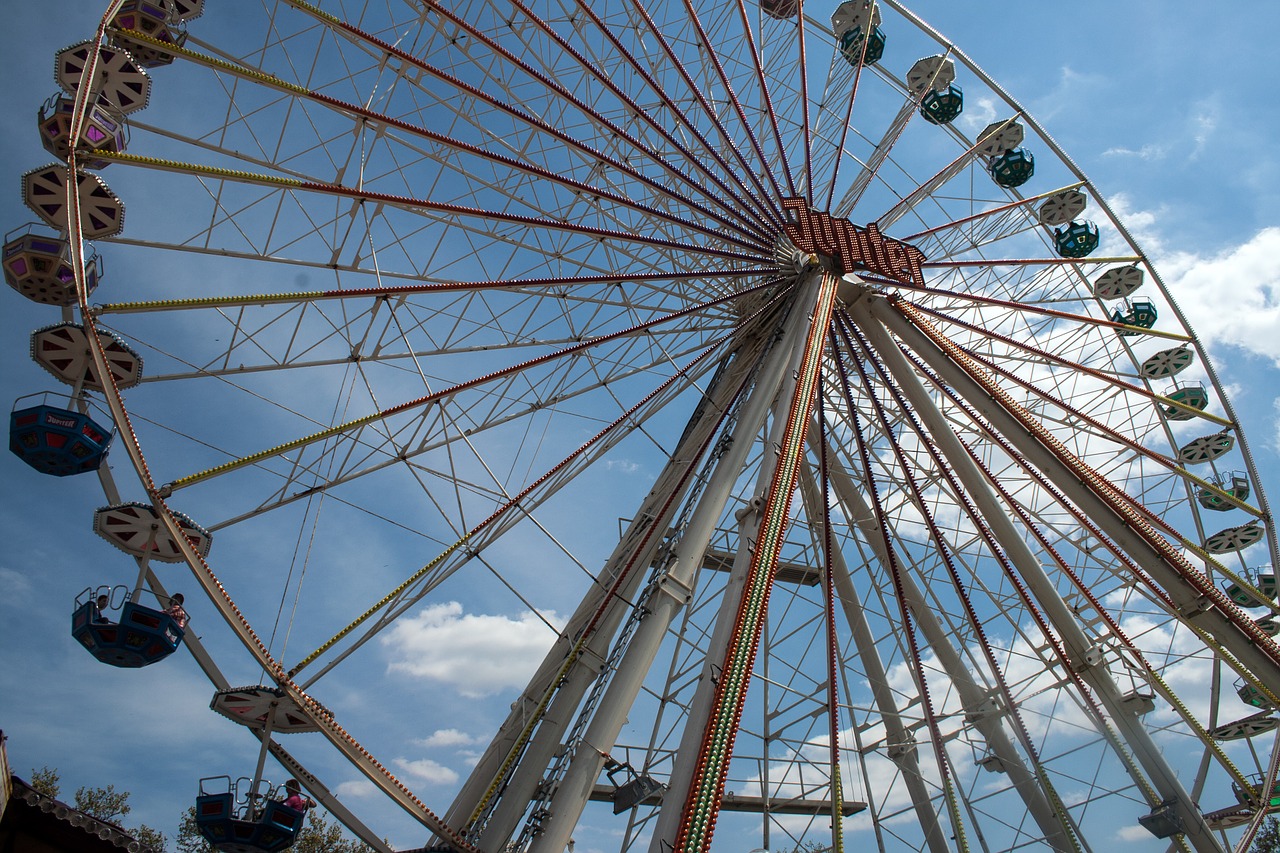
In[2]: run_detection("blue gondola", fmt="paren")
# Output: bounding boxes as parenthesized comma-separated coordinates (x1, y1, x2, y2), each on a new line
(1111, 298, 1158, 335)
(71, 586, 185, 667)
(920, 85, 963, 125)
(1054, 220, 1100, 258)
(989, 147, 1034, 188)
(838, 25, 886, 66)
(10, 397, 112, 476)
(195, 777, 305, 852)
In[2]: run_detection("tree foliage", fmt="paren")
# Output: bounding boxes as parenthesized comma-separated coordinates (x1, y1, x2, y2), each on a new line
(28, 766, 374, 852)
(28, 766, 61, 798)
(1254, 816, 1280, 853)
(27, 766, 165, 852)
(75, 782, 132, 823)
(176, 805, 377, 853)
(175, 807, 211, 853)
(134, 823, 169, 851)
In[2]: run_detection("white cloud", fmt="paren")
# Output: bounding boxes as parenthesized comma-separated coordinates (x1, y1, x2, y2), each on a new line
(959, 96, 997, 135)
(0, 567, 33, 602)
(382, 601, 562, 697)
(417, 728, 481, 749)
(334, 779, 378, 799)
(1102, 144, 1167, 161)
(392, 757, 459, 786)
(1033, 66, 1106, 122)
(1114, 823, 1155, 842)
(1158, 227, 1280, 366)
(1189, 99, 1220, 159)
(1099, 197, 1280, 368)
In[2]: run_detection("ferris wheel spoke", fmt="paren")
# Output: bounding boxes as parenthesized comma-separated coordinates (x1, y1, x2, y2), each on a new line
(897, 283, 1197, 348)
(831, 317, 1085, 847)
(160, 279, 772, 500)
(791, 9, 815, 202)
(614, 0, 790, 227)
(838, 357, 970, 847)
(876, 298, 1280, 730)
(842, 303, 1218, 846)
(796, 452, 949, 852)
(99, 151, 770, 264)
(822, 59, 893, 214)
(185, 334, 727, 537)
(703, 1, 809, 205)
(833, 50, 957, 220)
(856, 328, 1136, 851)
(291, 308, 788, 686)
(139, 66, 765, 264)
(942, 380, 1273, 625)
(908, 301, 1218, 429)
(286, 333, 741, 698)
(727, 1, 800, 200)
(871, 115, 1023, 231)
(901, 181, 1086, 256)
(96, 269, 775, 318)
(278, 0, 775, 239)
(922, 256, 1141, 271)
(465, 0, 779, 240)
(941, 398, 1259, 811)
(436, 8, 775, 246)
(963, 430, 1255, 795)
(949, 345, 1265, 522)
(111, 296, 736, 389)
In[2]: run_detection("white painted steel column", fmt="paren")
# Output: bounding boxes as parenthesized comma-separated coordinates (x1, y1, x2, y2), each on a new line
(794, 454, 951, 853)
(526, 296, 808, 853)
(647, 272, 826, 852)
(816, 427, 1078, 851)
(860, 294, 1224, 852)
(447, 335, 772, 846)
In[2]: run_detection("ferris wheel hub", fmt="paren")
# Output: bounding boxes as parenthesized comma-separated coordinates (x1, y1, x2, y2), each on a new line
(779, 197, 925, 284)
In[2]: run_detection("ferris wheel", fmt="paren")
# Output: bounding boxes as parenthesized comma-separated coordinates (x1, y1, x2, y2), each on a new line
(9, 0, 1280, 850)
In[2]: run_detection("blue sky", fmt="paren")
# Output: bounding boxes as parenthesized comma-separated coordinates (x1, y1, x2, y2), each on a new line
(1, 2, 1279, 851)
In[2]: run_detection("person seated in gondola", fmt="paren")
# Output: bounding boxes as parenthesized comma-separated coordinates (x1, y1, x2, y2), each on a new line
(92, 593, 111, 624)
(164, 592, 189, 629)
(281, 779, 315, 816)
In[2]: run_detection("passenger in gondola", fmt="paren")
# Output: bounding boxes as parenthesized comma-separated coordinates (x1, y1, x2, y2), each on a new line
(92, 593, 111, 624)
(165, 592, 189, 629)
(282, 779, 315, 815)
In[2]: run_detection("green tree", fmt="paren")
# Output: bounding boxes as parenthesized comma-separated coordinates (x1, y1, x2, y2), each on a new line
(134, 823, 168, 852)
(75, 782, 132, 823)
(175, 807, 212, 853)
(1254, 816, 1280, 853)
(28, 766, 61, 798)
(27, 766, 165, 852)
(176, 805, 377, 853)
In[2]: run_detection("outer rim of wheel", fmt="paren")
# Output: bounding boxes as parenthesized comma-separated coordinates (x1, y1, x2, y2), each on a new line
(30, 1, 1280, 850)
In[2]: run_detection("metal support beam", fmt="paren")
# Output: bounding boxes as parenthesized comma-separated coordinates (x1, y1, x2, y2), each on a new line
(814, 424, 1077, 851)
(860, 292, 1227, 852)
(795, 453, 951, 853)
(444, 322, 774, 848)
(648, 271, 829, 852)
(525, 291, 810, 853)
